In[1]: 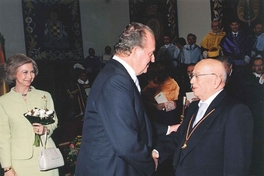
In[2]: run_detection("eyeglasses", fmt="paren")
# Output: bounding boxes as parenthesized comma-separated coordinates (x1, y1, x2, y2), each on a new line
(190, 73, 218, 79)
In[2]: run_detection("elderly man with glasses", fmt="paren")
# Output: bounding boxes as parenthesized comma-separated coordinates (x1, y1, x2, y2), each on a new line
(153, 58, 253, 176)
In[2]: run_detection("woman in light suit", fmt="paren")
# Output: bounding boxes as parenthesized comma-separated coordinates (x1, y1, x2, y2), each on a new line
(0, 54, 58, 176)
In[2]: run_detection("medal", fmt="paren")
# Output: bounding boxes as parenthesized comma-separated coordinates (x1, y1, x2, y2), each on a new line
(182, 109, 215, 150)
(181, 141, 187, 149)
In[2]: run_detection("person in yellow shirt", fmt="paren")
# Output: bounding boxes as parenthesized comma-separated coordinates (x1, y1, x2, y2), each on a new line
(200, 20, 226, 58)
(142, 63, 180, 126)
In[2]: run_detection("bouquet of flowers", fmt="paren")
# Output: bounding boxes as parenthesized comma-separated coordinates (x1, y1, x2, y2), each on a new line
(66, 135, 82, 175)
(24, 107, 55, 147)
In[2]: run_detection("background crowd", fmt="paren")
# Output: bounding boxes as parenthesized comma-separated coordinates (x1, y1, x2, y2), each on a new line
(0, 17, 263, 176)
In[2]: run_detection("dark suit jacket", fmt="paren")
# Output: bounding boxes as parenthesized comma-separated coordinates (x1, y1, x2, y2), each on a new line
(244, 73, 264, 140)
(156, 90, 253, 176)
(224, 66, 249, 103)
(75, 58, 155, 176)
(220, 30, 250, 61)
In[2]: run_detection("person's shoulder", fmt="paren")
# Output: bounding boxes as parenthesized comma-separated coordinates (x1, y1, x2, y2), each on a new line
(257, 33, 264, 40)
(218, 31, 226, 36)
(223, 31, 232, 37)
(205, 31, 214, 37)
(159, 45, 166, 50)
(194, 44, 201, 49)
(0, 91, 12, 101)
(32, 87, 52, 96)
(188, 99, 199, 108)
(183, 44, 189, 49)
(168, 43, 176, 48)
(95, 55, 101, 59)
(96, 63, 130, 81)
(223, 93, 249, 109)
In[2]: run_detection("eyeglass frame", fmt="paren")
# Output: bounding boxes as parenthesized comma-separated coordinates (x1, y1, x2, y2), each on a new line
(253, 64, 263, 67)
(190, 73, 218, 79)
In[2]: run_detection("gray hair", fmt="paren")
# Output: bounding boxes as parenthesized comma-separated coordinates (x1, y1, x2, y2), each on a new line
(114, 22, 154, 56)
(4, 53, 38, 84)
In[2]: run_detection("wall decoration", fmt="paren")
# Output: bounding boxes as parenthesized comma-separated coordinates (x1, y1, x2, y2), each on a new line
(129, 0, 178, 51)
(210, 0, 223, 21)
(213, 0, 263, 33)
(22, 0, 83, 60)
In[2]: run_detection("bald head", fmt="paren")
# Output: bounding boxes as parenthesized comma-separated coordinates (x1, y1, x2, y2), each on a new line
(197, 59, 227, 83)
(190, 59, 226, 101)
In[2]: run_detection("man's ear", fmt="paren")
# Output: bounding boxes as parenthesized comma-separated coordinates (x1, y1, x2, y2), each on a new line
(133, 46, 143, 59)
(214, 76, 222, 89)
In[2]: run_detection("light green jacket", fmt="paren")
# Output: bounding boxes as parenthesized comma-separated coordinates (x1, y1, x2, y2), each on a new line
(0, 87, 58, 168)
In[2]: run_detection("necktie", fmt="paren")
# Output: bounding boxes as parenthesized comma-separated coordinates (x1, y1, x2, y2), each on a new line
(190, 45, 192, 50)
(135, 78, 141, 93)
(193, 102, 207, 127)
(234, 33, 237, 42)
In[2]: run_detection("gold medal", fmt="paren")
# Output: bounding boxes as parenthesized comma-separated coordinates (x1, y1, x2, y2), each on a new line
(181, 141, 187, 149)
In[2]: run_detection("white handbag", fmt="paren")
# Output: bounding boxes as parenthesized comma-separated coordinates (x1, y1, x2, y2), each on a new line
(39, 131, 64, 171)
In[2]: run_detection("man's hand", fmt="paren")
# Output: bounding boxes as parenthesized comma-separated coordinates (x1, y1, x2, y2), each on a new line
(152, 150, 159, 171)
(168, 124, 180, 134)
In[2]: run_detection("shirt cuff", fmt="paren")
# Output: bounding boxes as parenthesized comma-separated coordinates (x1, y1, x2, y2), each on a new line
(166, 126, 170, 135)
(153, 149, 159, 155)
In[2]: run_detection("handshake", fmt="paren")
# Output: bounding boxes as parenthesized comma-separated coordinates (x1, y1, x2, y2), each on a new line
(151, 123, 180, 170)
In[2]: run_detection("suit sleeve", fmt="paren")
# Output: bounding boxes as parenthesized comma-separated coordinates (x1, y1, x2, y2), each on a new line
(97, 74, 155, 175)
(44, 92, 58, 137)
(0, 104, 12, 167)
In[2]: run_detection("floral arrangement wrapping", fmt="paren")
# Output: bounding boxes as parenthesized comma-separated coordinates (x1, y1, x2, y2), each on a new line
(24, 108, 55, 147)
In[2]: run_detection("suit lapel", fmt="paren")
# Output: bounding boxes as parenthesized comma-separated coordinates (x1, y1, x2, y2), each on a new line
(109, 59, 141, 96)
(109, 59, 152, 147)
(179, 91, 227, 163)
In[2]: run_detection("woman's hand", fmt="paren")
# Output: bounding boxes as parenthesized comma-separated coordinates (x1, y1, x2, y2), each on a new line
(32, 123, 48, 135)
(4, 167, 17, 176)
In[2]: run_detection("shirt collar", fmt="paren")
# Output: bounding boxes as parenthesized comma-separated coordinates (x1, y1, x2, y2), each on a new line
(199, 89, 223, 107)
(229, 69, 233, 76)
(253, 72, 262, 77)
(112, 55, 138, 85)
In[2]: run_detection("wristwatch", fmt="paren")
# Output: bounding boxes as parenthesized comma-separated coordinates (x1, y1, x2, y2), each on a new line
(162, 107, 166, 111)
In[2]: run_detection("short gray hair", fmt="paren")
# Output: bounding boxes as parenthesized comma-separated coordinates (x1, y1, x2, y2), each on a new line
(4, 53, 38, 84)
(114, 22, 154, 56)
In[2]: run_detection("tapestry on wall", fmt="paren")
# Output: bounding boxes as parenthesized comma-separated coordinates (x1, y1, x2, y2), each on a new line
(22, 0, 83, 60)
(129, 0, 178, 51)
(210, 0, 223, 22)
(210, 0, 263, 33)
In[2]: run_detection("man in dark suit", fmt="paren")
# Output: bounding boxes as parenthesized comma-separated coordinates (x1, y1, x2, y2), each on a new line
(218, 55, 248, 103)
(220, 19, 250, 66)
(75, 22, 157, 176)
(244, 56, 264, 175)
(153, 59, 253, 176)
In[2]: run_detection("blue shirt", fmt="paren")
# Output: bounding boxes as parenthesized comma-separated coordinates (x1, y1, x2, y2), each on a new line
(179, 44, 202, 64)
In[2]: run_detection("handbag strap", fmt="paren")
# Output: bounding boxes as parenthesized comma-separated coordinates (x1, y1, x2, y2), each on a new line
(42, 130, 48, 149)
